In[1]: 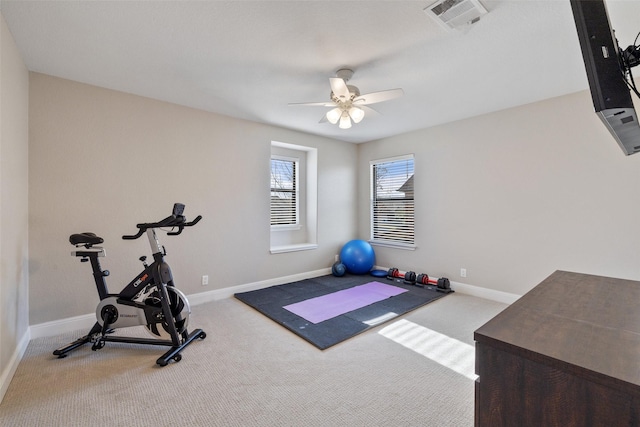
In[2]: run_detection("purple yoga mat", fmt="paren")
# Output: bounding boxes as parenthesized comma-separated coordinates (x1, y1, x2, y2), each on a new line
(283, 281, 408, 324)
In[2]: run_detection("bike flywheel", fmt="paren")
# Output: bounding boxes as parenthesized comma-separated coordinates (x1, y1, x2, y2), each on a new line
(144, 286, 191, 339)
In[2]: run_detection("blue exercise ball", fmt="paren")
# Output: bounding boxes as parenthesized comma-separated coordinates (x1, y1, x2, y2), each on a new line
(340, 240, 375, 275)
(331, 262, 346, 277)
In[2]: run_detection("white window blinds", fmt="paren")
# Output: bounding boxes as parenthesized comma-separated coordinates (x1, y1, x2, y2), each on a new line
(371, 156, 415, 245)
(270, 157, 298, 226)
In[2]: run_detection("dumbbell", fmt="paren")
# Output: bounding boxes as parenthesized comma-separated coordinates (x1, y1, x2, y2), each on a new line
(416, 273, 451, 292)
(387, 268, 417, 284)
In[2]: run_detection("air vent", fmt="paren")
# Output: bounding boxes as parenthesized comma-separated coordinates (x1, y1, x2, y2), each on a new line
(424, 0, 488, 31)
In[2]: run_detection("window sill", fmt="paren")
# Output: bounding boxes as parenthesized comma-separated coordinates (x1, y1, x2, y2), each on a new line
(270, 243, 318, 254)
(271, 224, 302, 231)
(369, 241, 416, 251)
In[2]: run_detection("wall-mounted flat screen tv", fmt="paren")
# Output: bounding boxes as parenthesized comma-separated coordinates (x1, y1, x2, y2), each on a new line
(570, 0, 640, 155)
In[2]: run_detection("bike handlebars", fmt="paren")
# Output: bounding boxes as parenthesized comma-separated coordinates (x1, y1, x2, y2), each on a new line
(122, 209, 202, 240)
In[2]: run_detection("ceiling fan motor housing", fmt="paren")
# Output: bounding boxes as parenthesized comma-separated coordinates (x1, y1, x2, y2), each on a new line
(331, 85, 360, 103)
(335, 68, 354, 81)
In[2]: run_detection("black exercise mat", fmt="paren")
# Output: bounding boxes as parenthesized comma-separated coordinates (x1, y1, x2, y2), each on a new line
(234, 274, 451, 350)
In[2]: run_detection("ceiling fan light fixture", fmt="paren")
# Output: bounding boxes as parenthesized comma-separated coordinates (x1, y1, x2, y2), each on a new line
(326, 107, 341, 124)
(339, 112, 352, 129)
(349, 106, 365, 123)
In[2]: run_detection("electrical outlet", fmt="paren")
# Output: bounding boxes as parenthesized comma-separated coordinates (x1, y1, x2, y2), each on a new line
(201, 275, 209, 286)
(460, 268, 467, 278)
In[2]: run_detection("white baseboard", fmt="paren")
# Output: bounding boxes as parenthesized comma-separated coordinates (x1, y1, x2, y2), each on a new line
(374, 265, 521, 305)
(29, 313, 96, 340)
(29, 268, 332, 339)
(0, 328, 30, 404)
(450, 280, 521, 304)
(27, 268, 518, 340)
(188, 268, 331, 305)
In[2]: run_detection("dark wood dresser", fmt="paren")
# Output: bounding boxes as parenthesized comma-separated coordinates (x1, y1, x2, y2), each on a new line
(474, 270, 640, 426)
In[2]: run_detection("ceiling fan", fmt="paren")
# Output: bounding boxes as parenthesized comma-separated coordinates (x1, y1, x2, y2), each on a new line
(289, 69, 404, 129)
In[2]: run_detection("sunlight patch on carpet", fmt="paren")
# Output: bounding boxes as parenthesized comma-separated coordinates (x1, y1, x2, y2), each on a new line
(379, 319, 477, 380)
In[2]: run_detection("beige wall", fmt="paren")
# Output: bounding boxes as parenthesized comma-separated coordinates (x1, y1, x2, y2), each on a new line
(358, 90, 640, 296)
(28, 73, 357, 325)
(22, 46, 640, 321)
(0, 13, 30, 392)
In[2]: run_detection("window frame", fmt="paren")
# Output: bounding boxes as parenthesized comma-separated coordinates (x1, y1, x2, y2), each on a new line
(270, 154, 300, 229)
(269, 141, 318, 254)
(369, 154, 416, 249)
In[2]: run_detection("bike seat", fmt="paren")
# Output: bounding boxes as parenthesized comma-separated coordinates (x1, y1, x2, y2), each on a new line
(69, 232, 104, 246)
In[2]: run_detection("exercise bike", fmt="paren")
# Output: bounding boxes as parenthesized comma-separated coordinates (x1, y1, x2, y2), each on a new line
(53, 203, 206, 366)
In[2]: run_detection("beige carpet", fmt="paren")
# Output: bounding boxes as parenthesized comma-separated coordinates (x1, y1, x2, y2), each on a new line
(0, 292, 506, 426)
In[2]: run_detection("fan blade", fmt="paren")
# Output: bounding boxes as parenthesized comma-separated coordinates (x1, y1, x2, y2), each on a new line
(360, 105, 381, 117)
(353, 88, 404, 105)
(288, 101, 336, 107)
(330, 78, 351, 101)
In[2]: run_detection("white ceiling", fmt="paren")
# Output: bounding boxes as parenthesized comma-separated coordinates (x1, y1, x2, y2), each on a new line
(2, 0, 639, 143)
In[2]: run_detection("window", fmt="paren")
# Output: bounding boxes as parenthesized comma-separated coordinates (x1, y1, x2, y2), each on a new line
(270, 156, 299, 226)
(371, 155, 415, 247)
(270, 141, 318, 253)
